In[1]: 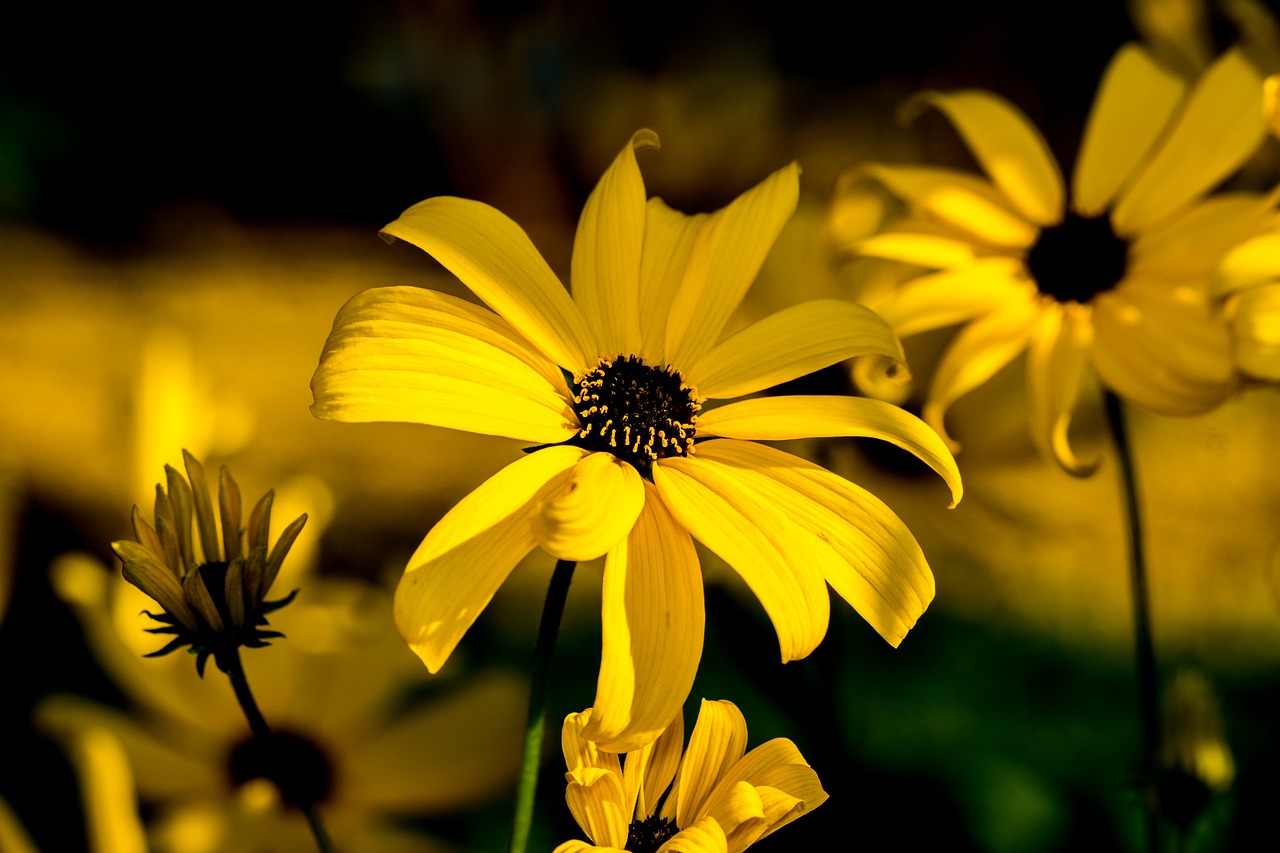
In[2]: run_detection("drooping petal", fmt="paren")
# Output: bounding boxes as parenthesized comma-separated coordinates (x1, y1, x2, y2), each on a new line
(686, 300, 904, 399)
(566, 767, 629, 850)
(696, 397, 962, 507)
(1113, 49, 1266, 235)
(532, 452, 645, 562)
(858, 164, 1039, 249)
(638, 199, 710, 364)
(905, 90, 1064, 226)
(1131, 193, 1276, 280)
(311, 286, 579, 443)
(923, 294, 1045, 449)
(1026, 303, 1099, 476)
(690, 441, 936, 647)
(1092, 278, 1235, 413)
(563, 709, 625, 778)
(865, 258, 1035, 338)
(1073, 44, 1186, 218)
(654, 457, 831, 664)
(382, 197, 597, 372)
(1231, 284, 1280, 380)
(1214, 232, 1280, 297)
(394, 446, 586, 672)
(671, 700, 749, 830)
(585, 485, 704, 754)
(666, 163, 800, 368)
(573, 129, 660, 356)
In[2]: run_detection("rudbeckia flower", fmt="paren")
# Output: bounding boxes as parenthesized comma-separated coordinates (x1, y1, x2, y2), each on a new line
(848, 45, 1270, 474)
(555, 699, 826, 853)
(311, 129, 962, 752)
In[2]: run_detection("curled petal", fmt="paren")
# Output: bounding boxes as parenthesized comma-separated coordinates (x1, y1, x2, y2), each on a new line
(566, 767, 629, 850)
(532, 453, 645, 562)
(1026, 303, 1099, 476)
(663, 817, 728, 853)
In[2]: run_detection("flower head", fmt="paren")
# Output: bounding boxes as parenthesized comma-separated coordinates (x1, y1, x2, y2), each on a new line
(112, 450, 306, 675)
(311, 129, 962, 751)
(555, 699, 826, 853)
(847, 45, 1269, 474)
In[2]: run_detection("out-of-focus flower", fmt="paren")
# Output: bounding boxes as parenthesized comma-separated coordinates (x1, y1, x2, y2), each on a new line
(554, 699, 826, 853)
(847, 45, 1269, 474)
(312, 129, 962, 752)
(0, 796, 40, 853)
(1214, 229, 1280, 379)
(43, 552, 526, 853)
(111, 451, 306, 676)
(1156, 671, 1234, 828)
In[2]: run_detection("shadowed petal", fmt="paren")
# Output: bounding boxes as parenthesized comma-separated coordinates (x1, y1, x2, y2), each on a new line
(573, 129, 660, 356)
(906, 90, 1064, 226)
(382, 197, 597, 372)
(1131, 194, 1276, 279)
(1231, 284, 1280, 380)
(584, 485, 704, 754)
(859, 165, 1038, 248)
(566, 767, 628, 850)
(664, 818, 729, 853)
(666, 163, 800, 367)
(311, 286, 579, 443)
(1073, 45, 1186, 218)
(686, 300, 904, 399)
(533, 452, 645, 562)
(1026, 303, 1099, 476)
(866, 258, 1034, 338)
(394, 447, 586, 672)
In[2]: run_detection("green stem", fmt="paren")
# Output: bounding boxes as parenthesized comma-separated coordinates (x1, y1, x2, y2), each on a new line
(220, 646, 336, 853)
(1104, 391, 1160, 853)
(508, 559, 577, 853)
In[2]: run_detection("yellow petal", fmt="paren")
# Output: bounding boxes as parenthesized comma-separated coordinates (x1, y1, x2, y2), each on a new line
(114, 546, 199, 632)
(853, 232, 977, 268)
(638, 199, 709, 364)
(1113, 49, 1266, 235)
(533, 452, 645, 562)
(1231, 284, 1280, 380)
(182, 450, 220, 566)
(713, 739, 828, 850)
(1267, 74, 1280, 138)
(311, 286, 579, 443)
(394, 446, 585, 672)
(692, 441, 936, 647)
(672, 700, 748, 829)
(654, 457, 831, 664)
(563, 708, 625, 777)
(724, 785, 806, 853)
(661, 817, 728, 853)
(382, 197, 596, 372)
(1215, 232, 1280, 296)
(0, 797, 37, 853)
(700, 781, 765, 843)
(554, 842, 625, 853)
(859, 164, 1038, 248)
(905, 90, 1064, 226)
(584, 486, 704, 753)
(628, 710, 685, 820)
(37, 724, 147, 853)
(666, 163, 800, 368)
(566, 766, 629, 849)
(871, 258, 1035, 338)
(1026, 303, 1099, 476)
(923, 295, 1044, 451)
(1132, 193, 1276, 279)
(1073, 44, 1186, 218)
(686, 300, 904, 399)
(573, 129, 659, 356)
(696, 397, 962, 507)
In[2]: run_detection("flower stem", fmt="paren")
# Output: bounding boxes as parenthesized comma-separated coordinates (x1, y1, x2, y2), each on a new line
(1104, 391, 1160, 853)
(509, 558, 577, 853)
(220, 646, 336, 853)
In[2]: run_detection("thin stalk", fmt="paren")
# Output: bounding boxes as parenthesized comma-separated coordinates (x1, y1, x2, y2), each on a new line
(1104, 391, 1160, 853)
(220, 647, 336, 853)
(509, 559, 577, 853)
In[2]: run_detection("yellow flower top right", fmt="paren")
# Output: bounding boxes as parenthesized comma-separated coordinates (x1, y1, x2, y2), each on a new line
(848, 44, 1271, 475)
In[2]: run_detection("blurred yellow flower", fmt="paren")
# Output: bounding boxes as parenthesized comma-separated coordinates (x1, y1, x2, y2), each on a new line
(312, 129, 962, 752)
(850, 45, 1269, 474)
(1214, 230, 1280, 380)
(554, 699, 826, 853)
(1156, 670, 1234, 828)
(42, 553, 526, 853)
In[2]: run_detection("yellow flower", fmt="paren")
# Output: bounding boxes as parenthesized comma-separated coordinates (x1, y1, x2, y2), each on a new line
(311, 129, 962, 752)
(554, 699, 826, 853)
(43, 553, 526, 853)
(111, 450, 306, 675)
(1157, 671, 1234, 828)
(1214, 230, 1280, 380)
(850, 45, 1270, 474)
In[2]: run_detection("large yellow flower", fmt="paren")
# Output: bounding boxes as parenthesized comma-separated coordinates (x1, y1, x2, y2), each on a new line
(311, 129, 962, 752)
(849, 45, 1270, 474)
(554, 699, 826, 853)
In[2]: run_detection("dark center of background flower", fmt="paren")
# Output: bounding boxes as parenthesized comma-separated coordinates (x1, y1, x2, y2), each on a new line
(228, 730, 334, 808)
(570, 355, 699, 474)
(1024, 212, 1128, 304)
(625, 815, 678, 852)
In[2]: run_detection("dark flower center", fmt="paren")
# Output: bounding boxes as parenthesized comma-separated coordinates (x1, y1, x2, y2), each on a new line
(1024, 212, 1128, 304)
(625, 815, 678, 853)
(570, 355, 699, 475)
(228, 730, 333, 808)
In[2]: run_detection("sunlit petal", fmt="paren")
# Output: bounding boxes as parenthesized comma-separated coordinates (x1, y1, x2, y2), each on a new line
(700, 781, 765, 843)
(573, 129, 660, 356)
(1215, 232, 1280, 297)
(638, 199, 709, 364)
(868, 258, 1034, 338)
(585, 486, 703, 754)
(687, 300, 904, 398)
(672, 700, 749, 829)
(1026, 303, 1099, 476)
(566, 767, 629, 850)
(533, 452, 645, 562)
(394, 446, 585, 672)
(852, 232, 977, 268)
(663, 817, 729, 853)
(382, 197, 597, 371)
(666, 163, 800, 367)
(1231, 284, 1280, 380)
(1073, 44, 1186, 218)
